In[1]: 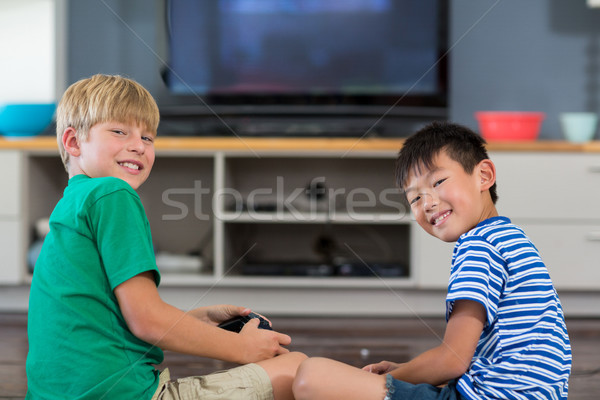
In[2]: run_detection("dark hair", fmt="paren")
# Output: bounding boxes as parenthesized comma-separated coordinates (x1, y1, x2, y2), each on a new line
(395, 121, 498, 204)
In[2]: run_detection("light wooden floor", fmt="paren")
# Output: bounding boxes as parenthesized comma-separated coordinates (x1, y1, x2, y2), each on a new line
(2, 313, 598, 399)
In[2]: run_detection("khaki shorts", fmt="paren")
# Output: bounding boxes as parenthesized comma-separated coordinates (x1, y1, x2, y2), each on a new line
(151, 364, 273, 400)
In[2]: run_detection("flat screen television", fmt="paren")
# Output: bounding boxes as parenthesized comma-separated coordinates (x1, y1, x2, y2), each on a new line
(160, 0, 448, 137)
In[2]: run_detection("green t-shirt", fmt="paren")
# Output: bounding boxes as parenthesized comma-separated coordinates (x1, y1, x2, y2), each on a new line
(26, 175, 163, 399)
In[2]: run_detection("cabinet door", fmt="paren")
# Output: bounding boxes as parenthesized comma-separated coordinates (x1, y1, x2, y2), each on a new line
(0, 219, 23, 284)
(414, 222, 600, 290)
(412, 224, 455, 289)
(492, 153, 600, 220)
(521, 223, 600, 290)
(0, 151, 22, 217)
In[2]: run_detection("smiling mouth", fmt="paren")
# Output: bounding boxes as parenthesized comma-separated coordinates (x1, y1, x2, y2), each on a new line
(118, 161, 141, 171)
(431, 210, 451, 226)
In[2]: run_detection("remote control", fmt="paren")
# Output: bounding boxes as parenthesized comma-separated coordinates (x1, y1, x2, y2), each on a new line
(218, 312, 272, 333)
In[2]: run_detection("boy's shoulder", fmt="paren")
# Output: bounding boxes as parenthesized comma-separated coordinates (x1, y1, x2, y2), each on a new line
(456, 216, 533, 256)
(455, 217, 543, 269)
(66, 175, 141, 206)
(460, 216, 520, 242)
(69, 174, 138, 192)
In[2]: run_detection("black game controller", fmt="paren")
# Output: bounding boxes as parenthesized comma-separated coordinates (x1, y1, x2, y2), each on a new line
(218, 312, 273, 333)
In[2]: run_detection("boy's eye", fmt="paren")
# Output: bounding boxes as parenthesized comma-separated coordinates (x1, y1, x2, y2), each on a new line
(433, 178, 446, 187)
(409, 195, 421, 205)
(142, 135, 154, 143)
(112, 130, 125, 135)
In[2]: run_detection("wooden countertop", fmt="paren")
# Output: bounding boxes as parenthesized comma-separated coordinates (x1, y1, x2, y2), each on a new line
(1, 136, 600, 153)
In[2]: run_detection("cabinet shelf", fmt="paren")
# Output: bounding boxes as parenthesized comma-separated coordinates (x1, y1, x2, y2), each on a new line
(160, 274, 414, 288)
(218, 211, 411, 224)
(219, 212, 330, 223)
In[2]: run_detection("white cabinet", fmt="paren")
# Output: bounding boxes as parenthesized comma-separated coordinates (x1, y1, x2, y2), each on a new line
(492, 153, 600, 220)
(411, 152, 600, 290)
(0, 151, 23, 284)
(523, 224, 600, 290)
(0, 151, 22, 216)
(493, 153, 600, 290)
(3, 141, 600, 315)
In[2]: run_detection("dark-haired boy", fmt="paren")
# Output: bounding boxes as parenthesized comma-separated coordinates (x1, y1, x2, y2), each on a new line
(292, 121, 571, 400)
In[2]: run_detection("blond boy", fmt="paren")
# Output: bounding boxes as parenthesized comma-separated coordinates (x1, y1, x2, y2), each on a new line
(26, 74, 305, 400)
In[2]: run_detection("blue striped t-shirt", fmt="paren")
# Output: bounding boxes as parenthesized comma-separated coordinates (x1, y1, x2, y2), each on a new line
(447, 217, 571, 400)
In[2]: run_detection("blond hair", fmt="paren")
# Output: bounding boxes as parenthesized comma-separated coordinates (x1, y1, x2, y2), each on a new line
(56, 74, 160, 169)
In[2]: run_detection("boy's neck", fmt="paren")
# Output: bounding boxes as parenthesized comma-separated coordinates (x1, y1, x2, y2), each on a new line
(479, 198, 499, 223)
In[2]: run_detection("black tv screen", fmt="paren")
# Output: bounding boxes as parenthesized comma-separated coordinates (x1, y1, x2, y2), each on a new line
(162, 0, 447, 136)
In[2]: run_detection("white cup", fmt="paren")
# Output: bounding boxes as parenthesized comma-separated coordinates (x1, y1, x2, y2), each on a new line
(560, 112, 598, 143)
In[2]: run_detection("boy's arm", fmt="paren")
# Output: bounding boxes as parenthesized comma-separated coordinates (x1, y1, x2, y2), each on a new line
(114, 271, 291, 364)
(375, 300, 486, 386)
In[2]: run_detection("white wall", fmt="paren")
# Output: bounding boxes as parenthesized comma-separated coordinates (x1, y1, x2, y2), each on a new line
(450, 1, 600, 139)
(0, 0, 57, 103)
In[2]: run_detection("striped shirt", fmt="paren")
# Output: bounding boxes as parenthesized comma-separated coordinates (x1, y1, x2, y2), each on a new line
(446, 217, 571, 400)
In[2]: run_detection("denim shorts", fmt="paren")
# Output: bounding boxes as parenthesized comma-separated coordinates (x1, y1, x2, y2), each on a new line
(384, 375, 463, 400)
(152, 364, 273, 400)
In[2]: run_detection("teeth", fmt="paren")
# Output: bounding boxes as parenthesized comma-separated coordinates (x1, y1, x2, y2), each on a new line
(119, 162, 139, 170)
(434, 211, 451, 225)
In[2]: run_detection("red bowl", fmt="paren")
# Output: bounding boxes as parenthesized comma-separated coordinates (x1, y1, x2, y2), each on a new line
(474, 111, 545, 141)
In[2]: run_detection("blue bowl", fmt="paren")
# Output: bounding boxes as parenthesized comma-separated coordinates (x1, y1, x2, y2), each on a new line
(0, 103, 56, 139)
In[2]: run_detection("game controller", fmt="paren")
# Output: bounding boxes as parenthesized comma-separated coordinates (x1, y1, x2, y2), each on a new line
(218, 312, 273, 333)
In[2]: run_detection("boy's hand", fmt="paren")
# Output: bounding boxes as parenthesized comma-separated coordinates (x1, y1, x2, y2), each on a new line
(189, 304, 251, 325)
(194, 305, 275, 329)
(362, 360, 400, 375)
(207, 305, 251, 325)
(236, 318, 292, 363)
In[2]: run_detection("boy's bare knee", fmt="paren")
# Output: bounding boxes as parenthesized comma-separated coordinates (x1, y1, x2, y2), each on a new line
(292, 357, 327, 399)
(259, 352, 306, 400)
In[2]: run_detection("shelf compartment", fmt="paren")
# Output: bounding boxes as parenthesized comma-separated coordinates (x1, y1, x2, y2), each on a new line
(26, 155, 217, 278)
(139, 156, 215, 272)
(223, 222, 410, 280)
(221, 156, 410, 218)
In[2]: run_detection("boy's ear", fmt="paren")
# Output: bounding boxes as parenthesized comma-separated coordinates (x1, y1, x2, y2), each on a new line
(62, 127, 82, 157)
(478, 159, 496, 191)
